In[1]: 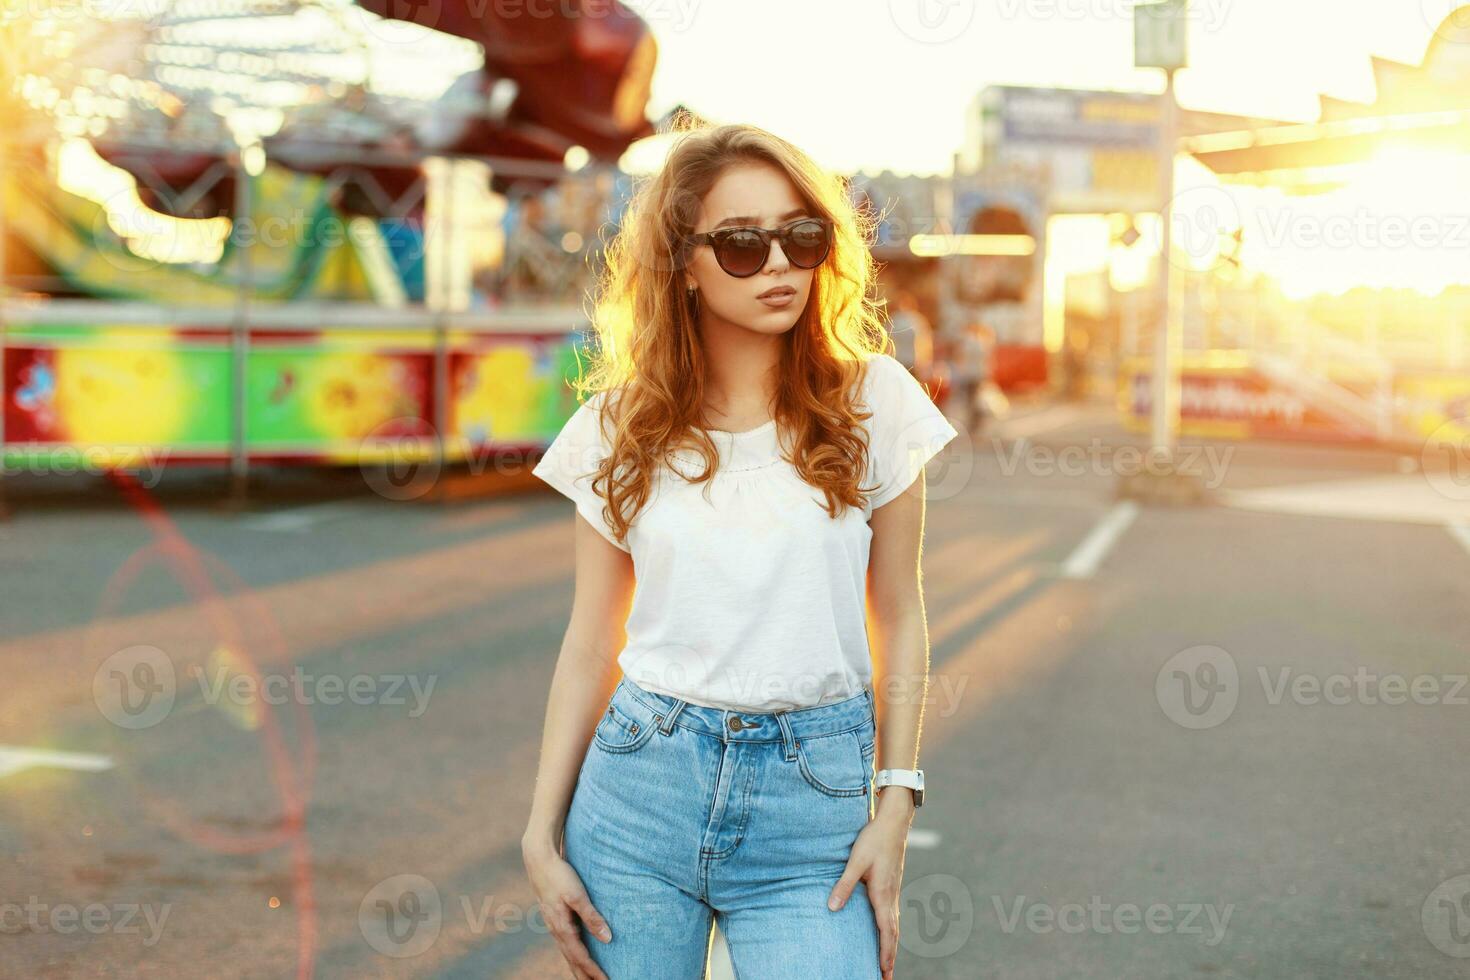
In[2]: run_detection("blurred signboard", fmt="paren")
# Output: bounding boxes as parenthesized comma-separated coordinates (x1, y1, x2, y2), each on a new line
(974, 85, 1283, 213)
(994, 88, 1159, 147)
(1135, 0, 1188, 71)
(1119, 356, 1470, 446)
(979, 86, 1163, 212)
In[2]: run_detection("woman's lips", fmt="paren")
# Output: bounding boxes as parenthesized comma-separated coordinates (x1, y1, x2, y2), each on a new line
(757, 286, 796, 307)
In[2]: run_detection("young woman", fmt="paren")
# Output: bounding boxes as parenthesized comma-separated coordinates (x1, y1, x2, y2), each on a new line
(522, 122, 958, 980)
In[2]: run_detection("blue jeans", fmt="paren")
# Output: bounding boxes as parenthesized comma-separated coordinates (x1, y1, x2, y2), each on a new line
(564, 674, 883, 979)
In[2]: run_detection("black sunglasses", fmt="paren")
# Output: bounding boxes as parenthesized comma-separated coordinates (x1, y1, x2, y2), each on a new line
(685, 217, 833, 278)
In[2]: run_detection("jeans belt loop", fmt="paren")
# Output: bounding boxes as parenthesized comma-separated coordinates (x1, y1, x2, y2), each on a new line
(657, 698, 686, 735)
(774, 711, 798, 762)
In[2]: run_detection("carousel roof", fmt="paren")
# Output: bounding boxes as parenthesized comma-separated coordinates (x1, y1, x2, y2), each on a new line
(1183, 6, 1470, 182)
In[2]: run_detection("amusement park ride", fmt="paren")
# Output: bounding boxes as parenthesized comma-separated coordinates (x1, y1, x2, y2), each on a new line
(0, 0, 666, 505)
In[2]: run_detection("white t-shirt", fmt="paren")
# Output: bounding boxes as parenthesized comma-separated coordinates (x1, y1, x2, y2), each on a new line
(531, 352, 959, 712)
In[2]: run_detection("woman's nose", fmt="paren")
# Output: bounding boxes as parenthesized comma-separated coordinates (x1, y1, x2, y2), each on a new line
(762, 239, 790, 273)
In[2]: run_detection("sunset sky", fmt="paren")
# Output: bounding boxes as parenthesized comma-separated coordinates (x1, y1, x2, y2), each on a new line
(624, 0, 1458, 175)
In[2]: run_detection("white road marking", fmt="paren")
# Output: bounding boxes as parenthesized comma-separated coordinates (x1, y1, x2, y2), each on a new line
(907, 828, 942, 849)
(0, 746, 114, 780)
(1060, 501, 1140, 580)
(243, 500, 361, 532)
(1448, 522, 1470, 560)
(1218, 476, 1469, 526)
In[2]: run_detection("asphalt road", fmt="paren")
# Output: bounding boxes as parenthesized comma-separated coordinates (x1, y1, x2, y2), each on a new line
(2, 398, 1468, 979)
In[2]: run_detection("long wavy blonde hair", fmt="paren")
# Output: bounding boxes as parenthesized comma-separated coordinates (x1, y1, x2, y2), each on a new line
(571, 121, 893, 548)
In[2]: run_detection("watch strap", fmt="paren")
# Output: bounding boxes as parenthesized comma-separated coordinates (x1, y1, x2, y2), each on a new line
(874, 768, 925, 807)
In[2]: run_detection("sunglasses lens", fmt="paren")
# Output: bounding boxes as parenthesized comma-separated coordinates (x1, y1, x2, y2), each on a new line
(784, 220, 830, 268)
(715, 229, 769, 277)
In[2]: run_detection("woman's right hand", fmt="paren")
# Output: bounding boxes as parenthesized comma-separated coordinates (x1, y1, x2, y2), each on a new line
(522, 836, 613, 980)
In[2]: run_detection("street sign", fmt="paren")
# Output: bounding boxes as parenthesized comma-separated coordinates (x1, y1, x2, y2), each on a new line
(1135, 0, 1188, 71)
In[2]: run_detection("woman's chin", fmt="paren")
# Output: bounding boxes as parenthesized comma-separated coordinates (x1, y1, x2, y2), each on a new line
(738, 314, 802, 335)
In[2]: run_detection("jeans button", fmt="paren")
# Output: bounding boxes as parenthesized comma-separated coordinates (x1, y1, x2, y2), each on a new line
(727, 716, 742, 732)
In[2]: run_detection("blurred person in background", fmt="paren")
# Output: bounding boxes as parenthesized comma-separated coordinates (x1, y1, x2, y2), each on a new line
(886, 289, 934, 384)
(946, 320, 995, 434)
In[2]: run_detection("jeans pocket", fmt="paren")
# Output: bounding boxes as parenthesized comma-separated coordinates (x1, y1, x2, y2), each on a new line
(592, 698, 658, 754)
(795, 730, 868, 797)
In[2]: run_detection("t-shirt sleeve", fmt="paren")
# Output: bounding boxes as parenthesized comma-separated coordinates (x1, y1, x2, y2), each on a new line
(530, 391, 632, 552)
(865, 354, 960, 510)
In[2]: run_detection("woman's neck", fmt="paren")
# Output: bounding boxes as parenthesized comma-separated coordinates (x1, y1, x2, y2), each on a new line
(697, 317, 782, 425)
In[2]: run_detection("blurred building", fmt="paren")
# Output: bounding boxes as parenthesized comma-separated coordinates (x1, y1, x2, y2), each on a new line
(953, 85, 1290, 397)
(1132, 7, 1470, 447)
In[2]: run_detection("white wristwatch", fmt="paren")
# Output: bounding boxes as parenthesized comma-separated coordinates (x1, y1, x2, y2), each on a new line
(873, 768, 924, 807)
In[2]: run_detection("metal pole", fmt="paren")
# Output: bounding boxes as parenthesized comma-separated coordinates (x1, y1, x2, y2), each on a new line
(230, 146, 253, 506)
(433, 160, 454, 493)
(1149, 67, 1180, 459)
(0, 135, 8, 521)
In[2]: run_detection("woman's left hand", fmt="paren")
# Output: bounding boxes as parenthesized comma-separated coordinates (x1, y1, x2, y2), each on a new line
(827, 796, 913, 980)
